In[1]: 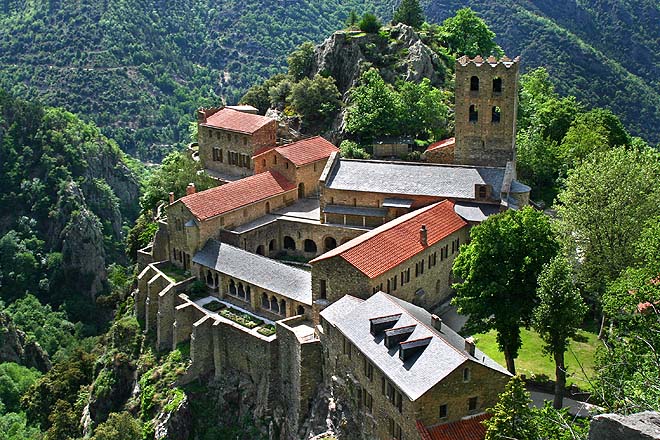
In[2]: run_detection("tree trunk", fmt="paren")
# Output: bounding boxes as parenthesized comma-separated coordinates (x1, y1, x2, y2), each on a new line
(504, 344, 516, 375)
(597, 314, 607, 340)
(553, 350, 566, 409)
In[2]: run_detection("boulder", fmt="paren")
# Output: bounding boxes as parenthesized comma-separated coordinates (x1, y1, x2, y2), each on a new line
(588, 412, 660, 440)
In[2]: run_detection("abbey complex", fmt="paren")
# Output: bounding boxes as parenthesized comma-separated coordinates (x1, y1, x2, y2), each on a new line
(136, 55, 529, 440)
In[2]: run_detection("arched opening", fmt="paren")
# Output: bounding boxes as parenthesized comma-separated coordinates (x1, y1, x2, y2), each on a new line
(284, 236, 296, 250)
(265, 201, 270, 213)
(229, 279, 236, 296)
(492, 77, 502, 93)
(280, 299, 286, 316)
(491, 106, 501, 123)
(469, 105, 478, 123)
(470, 76, 479, 91)
(297, 305, 305, 316)
(238, 283, 245, 299)
(324, 236, 337, 252)
(246, 286, 251, 302)
(298, 182, 305, 199)
(206, 270, 213, 286)
(214, 273, 219, 287)
(270, 296, 279, 314)
(262, 293, 269, 308)
(304, 239, 317, 253)
(268, 239, 276, 252)
(262, 158, 266, 168)
(256, 245, 265, 256)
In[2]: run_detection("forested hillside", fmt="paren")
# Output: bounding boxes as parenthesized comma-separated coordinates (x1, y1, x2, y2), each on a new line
(1, 0, 657, 160)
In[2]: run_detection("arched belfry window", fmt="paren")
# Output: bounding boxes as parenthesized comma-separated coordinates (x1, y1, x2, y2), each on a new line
(493, 77, 502, 93)
(469, 105, 478, 122)
(470, 76, 479, 91)
(492, 106, 501, 123)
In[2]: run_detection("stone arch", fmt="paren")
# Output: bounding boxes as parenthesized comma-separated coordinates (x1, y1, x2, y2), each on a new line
(256, 245, 265, 256)
(246, 285, 251, 302)
(298, 182, 305, 198)
(304, 239, 317, 253)
(206, 270, 213, 286)
(284, 236, 296, 250)
(469, 105, 478, 122)
(297, 305, 305, 316)
(492, 77, 502, 93)
(470, 76, 479, 91)
(268, 239, 277, 253)
(323, 236, 337, 252)
(238, 283, 245, 299)
(262, 293, 269, 308)
(280, 299, 286, 316)
(270, 296, 279, 314)
(340, 237, 352, 245)
(229, 279, 236, 296)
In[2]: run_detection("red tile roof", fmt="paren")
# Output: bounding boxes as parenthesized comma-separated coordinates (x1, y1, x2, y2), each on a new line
(201, 108, 275, 134)
(425, 137, 456, 153)
(254, 136, 339, 166)
(310, 201, 467, 278)
(417, 414, 491, 440)
(179, 171, 295, 221)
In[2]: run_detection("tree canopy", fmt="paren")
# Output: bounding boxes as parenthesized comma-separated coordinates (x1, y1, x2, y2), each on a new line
(452, 207, 559, 374)
(392, 0, 425, 29)
(438, 8, 503, 58)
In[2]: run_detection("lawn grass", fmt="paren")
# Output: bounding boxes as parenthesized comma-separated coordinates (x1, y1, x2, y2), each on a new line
(473, 327, 601, 391)
(160, 264, 190, 283)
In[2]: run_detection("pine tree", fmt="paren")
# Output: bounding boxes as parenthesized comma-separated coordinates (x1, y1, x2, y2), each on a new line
(392, 0, 425, 29)
(484, 376, 536, 440)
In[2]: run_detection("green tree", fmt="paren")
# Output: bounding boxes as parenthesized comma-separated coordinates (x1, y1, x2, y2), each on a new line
(397, 78, 449, 140)
(91, 412, 141, 440)
(484, 376, 536, 440)
(0, 363, 41, 413)
(0, 411, 43, 440)
(339, 140, 370, 159)
(516, 126, 560, 199)
(289, 74, 342, 127)
(287, 41, 315, 82)
(346, 11, 359, 28)
(392, 0, 425, 28)
(556, 147, 660, 303)
(452, 207, 559, 374)
(558, 119, 609, 171)
(532, 257, 588, 409)
(359, 13, 381, 34)
(345, 69, 402, 139)
(239, 74, 288, 114)
(140, 151, 216, 213)
(439, 8, 503, 58)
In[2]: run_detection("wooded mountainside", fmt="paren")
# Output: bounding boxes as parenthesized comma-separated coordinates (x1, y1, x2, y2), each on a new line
(0, 0, 657, 161)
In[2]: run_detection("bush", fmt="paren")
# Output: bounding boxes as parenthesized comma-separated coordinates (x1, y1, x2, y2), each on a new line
(219, 308, 263, 329)
(257, 325, 276, 337)
(189, 280, 207, 300)
(202, 301, 224, 312)
(359, 13, 381, 34)
(339, 140, 371, 159)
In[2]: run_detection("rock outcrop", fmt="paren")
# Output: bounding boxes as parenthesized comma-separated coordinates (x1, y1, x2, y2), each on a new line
(588, 412, 660, 440)
(154, 395, 193, 440)
(0, 311, 51, 372)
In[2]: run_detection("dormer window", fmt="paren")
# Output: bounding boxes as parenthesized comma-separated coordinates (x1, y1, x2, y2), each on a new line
(475, 184, 491, 200)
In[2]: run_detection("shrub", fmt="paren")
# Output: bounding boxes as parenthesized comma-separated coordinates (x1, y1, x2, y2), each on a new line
(339, 140, 371, 159)
(219, 308, 263, 329)
(189, 280, 207, 299)
(257, 325, 276, 336)
(203, 301, 224, 312)
(359, 13, 381, 34)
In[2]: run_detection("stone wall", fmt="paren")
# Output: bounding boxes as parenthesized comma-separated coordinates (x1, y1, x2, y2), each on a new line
(254, 149, 333, 198)
(425, 144, 455, 164)
(454, 57, 519, 168)
(198, 120, 277, 178)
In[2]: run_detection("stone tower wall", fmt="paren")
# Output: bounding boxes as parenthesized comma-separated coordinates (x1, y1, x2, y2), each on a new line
(454, 55, 520, 168)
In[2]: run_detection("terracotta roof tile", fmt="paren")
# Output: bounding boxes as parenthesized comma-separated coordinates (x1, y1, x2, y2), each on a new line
(425, 137, 456, 153)
(254, 136, 339, 166)
(201, 108, 275, 134)
(310, 201, 467, 278)
(179, 171, 295, 221)
(418, 414, 491, 440)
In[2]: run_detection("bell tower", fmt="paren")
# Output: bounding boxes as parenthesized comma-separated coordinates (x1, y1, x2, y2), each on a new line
(454, 55, 520, 168)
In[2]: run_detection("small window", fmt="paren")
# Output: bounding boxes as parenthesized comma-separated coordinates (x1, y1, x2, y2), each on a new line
(320, 279, 327, 300)
(262, 158, 266, 168)
(463, 367, 471, 382)
(273, 155, 277, 165)
(493, 77, 502, 93)
(492, 106, 501, 123)
(470, 76, 479, 91)
(469, 105, 478, 122)
(439, 404, 448, 419)
(243, 138, 247, 146)
(468, 396, 478, 412)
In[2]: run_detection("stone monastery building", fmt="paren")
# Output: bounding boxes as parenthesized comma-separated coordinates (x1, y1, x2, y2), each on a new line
(136, 55, 528, 440)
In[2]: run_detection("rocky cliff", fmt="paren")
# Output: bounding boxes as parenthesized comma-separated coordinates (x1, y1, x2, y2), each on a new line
(0, 311, 51, 372)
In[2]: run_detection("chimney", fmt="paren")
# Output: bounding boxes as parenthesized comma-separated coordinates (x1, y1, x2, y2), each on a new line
(197, 109, 207, 123)
(431, 314, 442, 332)
(420, 225, 428, 246)
(465, 336, 476, 357)
(168, 192, 175, 204)
(186, 183, 196, 195)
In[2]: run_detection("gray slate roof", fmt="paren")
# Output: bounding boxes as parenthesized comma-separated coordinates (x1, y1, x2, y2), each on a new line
(320, 292, 511, 401)
(325, 159, 507, 200)
(323, 204, 388, 217)
(454, 202, 503, 222)
(193, 240, 312, 305)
